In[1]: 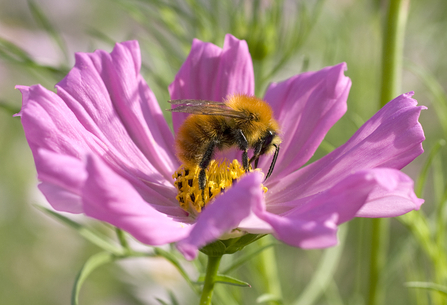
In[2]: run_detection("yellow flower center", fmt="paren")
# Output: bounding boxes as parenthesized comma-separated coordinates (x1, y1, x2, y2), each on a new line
(172, 159, 267, 216)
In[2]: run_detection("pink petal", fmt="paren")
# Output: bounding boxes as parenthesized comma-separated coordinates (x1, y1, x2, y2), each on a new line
(17, 84, 179, 213)
(237, 213, 273, 234)
(82, 154, 192, 245)
(16, 85, 92, 158)
(56, 41, 178, 181)
(255, 169, 420, 249)
(169, 34, 254, 133)
(261, 63, 351, 181)
(16, 42, 183, 212)
(269, 92, 425, 205)
(177, 172, 264, 260)
(356, 172, 424, 217)
(35, 149, 87, 213)
(38, 183, 84, 214)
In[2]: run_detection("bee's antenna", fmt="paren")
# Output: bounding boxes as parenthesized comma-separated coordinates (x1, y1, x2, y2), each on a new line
(265, 144, 280, 181)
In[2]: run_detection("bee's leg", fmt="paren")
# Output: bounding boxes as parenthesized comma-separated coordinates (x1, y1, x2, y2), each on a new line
(242, 151, 249, 172)
(235, 129, 249, 172)
(265, 144, 280, 180)
(249, 141, 263, 169)
(199, 140, 217, 192)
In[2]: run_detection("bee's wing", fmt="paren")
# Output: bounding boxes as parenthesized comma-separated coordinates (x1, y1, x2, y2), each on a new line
(167, 99, 248, 119)
(168, 99, 225, 106)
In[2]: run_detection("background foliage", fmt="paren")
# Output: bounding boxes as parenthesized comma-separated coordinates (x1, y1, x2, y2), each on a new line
(1, 0, 446, 304)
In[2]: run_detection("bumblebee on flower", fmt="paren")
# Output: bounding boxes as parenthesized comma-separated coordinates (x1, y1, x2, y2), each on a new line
(17, 34, 425, 260)
(170, 93, 281, 214)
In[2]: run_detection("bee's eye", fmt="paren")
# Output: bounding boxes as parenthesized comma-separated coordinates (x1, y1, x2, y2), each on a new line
(259, 131, 275, 154)
(263, 131, 275, 146)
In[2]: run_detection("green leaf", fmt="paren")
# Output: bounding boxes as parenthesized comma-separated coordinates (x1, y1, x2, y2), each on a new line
(86, 27, 117, 46)
(28, 0, 69, 62)
(200, 234, 265, 257)
(406, 61, 447, 135)
(199, 239, 227, 256)
(222, 233, 265, 254)
(71, 252, 119, 305)
(222, 242, 275, 274)
(153, 247, 199, 293)
(168, 290, 180, 305)
(0, 36, 68, 80)
(293, 224, 348, 305)
(257, 293, 283, 304)
(414, 139, 445, 198)
(155, 298, 171, 305)
(196, 274, 251, 288)
(115, 228, 131, 254)
(35, 205, 122, 254)
(0, 37, 34, 64)
(0, 101, 20, 115)
(154, 290, 181, 305)
(405, 282, 447, 296)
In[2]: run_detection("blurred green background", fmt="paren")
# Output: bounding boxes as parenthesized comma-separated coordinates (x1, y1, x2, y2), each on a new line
(1, 0, 446, 304)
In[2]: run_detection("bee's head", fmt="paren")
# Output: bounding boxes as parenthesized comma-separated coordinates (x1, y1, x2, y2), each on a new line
(259, 130, 281, 180)
(260, 130, 281, 155)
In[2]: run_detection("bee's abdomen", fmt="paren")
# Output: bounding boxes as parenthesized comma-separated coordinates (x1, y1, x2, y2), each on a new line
(175, 115, 227, 166)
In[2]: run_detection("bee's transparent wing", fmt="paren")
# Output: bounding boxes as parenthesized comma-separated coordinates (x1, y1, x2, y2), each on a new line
(167, 99, 247, 119)
(168, 99, 226, 106)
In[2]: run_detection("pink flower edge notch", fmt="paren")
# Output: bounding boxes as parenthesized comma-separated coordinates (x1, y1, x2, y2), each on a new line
(16, 34, 425, 260)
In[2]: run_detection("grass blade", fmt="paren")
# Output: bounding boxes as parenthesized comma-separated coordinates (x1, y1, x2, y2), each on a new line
(405, 282, 447, 296)
(28, 0, 69, 62)
(196, 274, 251, 288)
(35, 205, 122, 254)
(153, 247, 199, 293)
(71, 252, 118, 305)
(293, 224, 348, 305)
(221, 242, 275, 274)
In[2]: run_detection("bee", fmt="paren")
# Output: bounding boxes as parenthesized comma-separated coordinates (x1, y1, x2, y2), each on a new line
(168, 94, 281, 191)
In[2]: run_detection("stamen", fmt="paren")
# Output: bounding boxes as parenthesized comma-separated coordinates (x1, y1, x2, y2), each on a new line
(172, 159, 267, 217)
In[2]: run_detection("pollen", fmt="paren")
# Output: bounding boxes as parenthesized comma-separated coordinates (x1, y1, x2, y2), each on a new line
(173, 159, 267, 216)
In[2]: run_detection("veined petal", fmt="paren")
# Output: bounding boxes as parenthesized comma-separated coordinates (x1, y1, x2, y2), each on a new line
(56, 41, 178, 181)
(38, 183, 83, 214)
(356, 171, 424, 217)
(169, 34, 255, 133)
(177, 172, 264, 260)
(83, 154, 191, 245)
(16, 85, 93, 158)
(34, 149, 87, 213)
(262, 63, 351, 181)
(238, 213, 273, 234)
(269, 92, 425, 205)
(16, 42, 185, 212)
(255, 169, 419, 249)
(17, 84, 179, 211)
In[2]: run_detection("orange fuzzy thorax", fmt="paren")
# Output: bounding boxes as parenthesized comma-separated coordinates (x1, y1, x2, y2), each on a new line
(225, 94, 280, 144)
(174, 94, 281, 167)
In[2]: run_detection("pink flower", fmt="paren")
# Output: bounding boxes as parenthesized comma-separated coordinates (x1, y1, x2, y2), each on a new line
(16, 35, 425, 260)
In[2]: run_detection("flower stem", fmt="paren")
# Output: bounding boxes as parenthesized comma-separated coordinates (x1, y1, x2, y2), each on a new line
(115, 228, 131, 254)
(199, 255, 222, 305)
(379, 0, 409, 107)
(258, 236, 282, 304)
(369, 1, 409, 305)
(368, 218, 389, 305)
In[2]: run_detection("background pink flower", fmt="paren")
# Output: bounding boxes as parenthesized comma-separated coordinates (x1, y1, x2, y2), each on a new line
(17, 35, 425, 260)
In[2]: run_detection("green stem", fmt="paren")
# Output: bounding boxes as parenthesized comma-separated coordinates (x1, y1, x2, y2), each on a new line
(199, 255, 222, 305)
(258, 236, 282, 304)
(115, 228, 131, 254)
(379, 0, 409, 107)
(368, 218, 389, 305)
(369, 1, 409, 305)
